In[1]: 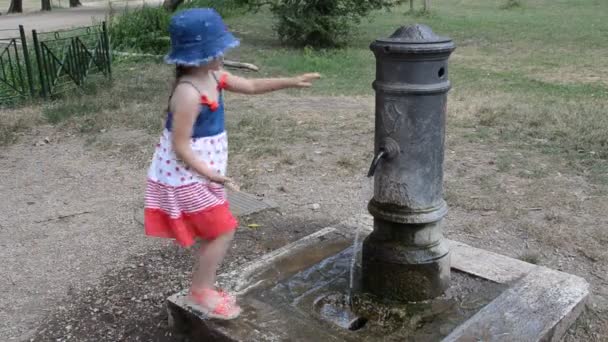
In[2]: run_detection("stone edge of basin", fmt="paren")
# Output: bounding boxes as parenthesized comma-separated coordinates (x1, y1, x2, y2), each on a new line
(167, 214, 589, 342)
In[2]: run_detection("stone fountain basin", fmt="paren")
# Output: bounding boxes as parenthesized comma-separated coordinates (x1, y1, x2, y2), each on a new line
(167, 215, 589, 342)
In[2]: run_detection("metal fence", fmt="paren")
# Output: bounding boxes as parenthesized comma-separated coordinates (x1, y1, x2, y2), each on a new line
(0, 26, 35, 103)
(0, 23, 111, 106)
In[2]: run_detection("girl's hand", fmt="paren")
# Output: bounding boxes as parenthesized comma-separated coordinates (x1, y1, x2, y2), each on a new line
(224, 178, 240, 192)
(210, 175, 240, 192)
(293, 73, 321, 88)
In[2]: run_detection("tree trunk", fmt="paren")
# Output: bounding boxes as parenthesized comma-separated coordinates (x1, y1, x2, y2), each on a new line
(162, 0, 184, 11)
(41, 0, 51, 11)
(423, 0, 430, 11)
(409, 0, 414, 12)
(8, 0, 23, 13)
(69, 0, 81, 7)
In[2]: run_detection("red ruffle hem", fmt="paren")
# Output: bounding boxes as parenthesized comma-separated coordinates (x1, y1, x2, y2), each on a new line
(145, 204, 238, 247)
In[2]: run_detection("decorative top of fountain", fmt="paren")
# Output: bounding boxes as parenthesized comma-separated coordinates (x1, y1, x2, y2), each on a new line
(370, 24, 455, 55)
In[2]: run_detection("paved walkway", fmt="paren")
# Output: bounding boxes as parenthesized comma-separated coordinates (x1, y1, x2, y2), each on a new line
(0, 0, 161, 39)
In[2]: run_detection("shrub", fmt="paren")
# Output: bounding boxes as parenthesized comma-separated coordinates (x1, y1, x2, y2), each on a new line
(108, 6, 171, 54)
(500, 0, 522, 10)
(108, 1, 245, 54)
(180, 0, 246, 17)
(238, 0, 404, 48)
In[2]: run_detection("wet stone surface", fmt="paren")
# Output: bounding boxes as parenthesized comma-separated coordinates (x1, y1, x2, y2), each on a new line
(248, 247, 506, 341)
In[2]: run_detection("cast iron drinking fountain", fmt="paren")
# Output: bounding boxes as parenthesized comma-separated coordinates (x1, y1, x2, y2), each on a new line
(168, 24, 589, 342)
(364, 23, 454, 302)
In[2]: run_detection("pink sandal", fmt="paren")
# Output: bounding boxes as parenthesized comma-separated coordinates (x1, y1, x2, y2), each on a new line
(189, 289, 241, 320)
(217, 288, 237, 304)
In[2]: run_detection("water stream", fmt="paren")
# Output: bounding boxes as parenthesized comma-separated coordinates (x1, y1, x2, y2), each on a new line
(348, 177, 374, 306)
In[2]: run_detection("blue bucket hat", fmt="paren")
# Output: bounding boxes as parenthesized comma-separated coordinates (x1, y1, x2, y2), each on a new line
(165, 8, 240, 66)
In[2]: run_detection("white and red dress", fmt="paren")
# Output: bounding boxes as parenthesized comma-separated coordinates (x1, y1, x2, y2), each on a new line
(144, 75, 237, 247)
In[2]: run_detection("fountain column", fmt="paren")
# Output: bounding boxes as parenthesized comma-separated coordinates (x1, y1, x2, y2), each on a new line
(362, 24, 456, 302)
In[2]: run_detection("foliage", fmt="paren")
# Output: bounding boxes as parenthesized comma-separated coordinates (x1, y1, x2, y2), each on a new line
(180, 0, 247, 17)
(108, 6, 171, 54)
(236, 0, 404, 48)
(500, 0, 522, 10)
(108, 0, 245, 54)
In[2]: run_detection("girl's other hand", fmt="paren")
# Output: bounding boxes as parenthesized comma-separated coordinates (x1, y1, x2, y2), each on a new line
(224, 178, 240, 192)
(293, 73, 321, 88)
(211, 175, 240, 192)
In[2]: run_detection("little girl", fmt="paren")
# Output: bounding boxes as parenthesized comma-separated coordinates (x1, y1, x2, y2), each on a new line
(144, 8, 320, 320)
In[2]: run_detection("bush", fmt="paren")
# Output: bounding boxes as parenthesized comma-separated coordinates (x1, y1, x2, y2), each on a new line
(108, 6, 171, 54)
(500, 0, 522, 10)
(239, 0, 403, 48)
(180, 0, 246, 17)
(108, 1, 245, 54)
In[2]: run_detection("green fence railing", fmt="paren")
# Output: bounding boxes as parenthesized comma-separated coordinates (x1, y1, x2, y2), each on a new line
(0, 22, 112, 106)
(0, 26, 36, 104)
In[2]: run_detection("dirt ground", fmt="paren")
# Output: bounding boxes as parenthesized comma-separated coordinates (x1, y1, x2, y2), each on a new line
(1, 94, 607, 341)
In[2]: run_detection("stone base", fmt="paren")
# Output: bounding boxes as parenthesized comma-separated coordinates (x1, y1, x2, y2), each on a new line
(167, 216, 589, 342)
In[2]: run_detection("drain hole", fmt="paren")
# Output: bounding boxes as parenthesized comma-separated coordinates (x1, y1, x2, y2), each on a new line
(348, 317, 368, 331)
(438, 67, 446, 78)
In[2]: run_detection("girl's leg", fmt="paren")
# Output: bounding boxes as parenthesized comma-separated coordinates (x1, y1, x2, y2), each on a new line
(191, 230, 235, 291)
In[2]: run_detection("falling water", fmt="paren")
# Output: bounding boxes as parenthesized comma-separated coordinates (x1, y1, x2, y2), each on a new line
(348, 176, 374, 306)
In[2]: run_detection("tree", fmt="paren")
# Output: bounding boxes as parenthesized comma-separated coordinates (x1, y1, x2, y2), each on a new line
(408, 0, 430, 13)
(41, 0, 51, 11)
(69, 0, 82, 7)
(7, 0, 23, 13)
(238, 0, 405, 48)
(423, 0, 430, 12)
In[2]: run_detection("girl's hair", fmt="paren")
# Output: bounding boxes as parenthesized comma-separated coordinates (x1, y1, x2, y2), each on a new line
(174, 65, 191, 87)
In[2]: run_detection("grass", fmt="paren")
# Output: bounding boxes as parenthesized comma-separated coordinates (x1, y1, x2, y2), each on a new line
(221, 0, 608, 182)
(0, 119, 29, 145)
(3, 0, 608, 184)
(499, 0, 522, 10)
(30, 62, 170, 136)
(518, 251, 541, 265)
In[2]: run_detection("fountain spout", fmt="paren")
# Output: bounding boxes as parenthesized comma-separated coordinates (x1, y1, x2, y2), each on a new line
(367, 137, 400, 178)
(367, 150, 386, 178)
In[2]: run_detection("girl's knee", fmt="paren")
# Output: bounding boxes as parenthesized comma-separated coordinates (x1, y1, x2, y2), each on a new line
(219, 229, 236, 241)
(209, 229, 235, 243)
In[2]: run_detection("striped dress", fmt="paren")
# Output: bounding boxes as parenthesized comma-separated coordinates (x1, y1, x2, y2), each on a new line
(144, 75, 238, 247)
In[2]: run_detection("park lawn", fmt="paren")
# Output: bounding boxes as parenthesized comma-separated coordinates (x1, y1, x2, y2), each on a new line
(225, 0, 608, 181)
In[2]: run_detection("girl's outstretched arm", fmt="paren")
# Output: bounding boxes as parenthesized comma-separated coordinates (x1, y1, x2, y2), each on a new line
(221, 71, 321, 95)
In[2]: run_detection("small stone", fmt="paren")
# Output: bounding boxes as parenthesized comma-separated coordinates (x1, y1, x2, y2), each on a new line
(310, 203, 321, 211)
(43, 137, 51, 144)
(138, 263, 144, 267)
(66, 325, 72, 331)
(314, 150, 322, 155)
